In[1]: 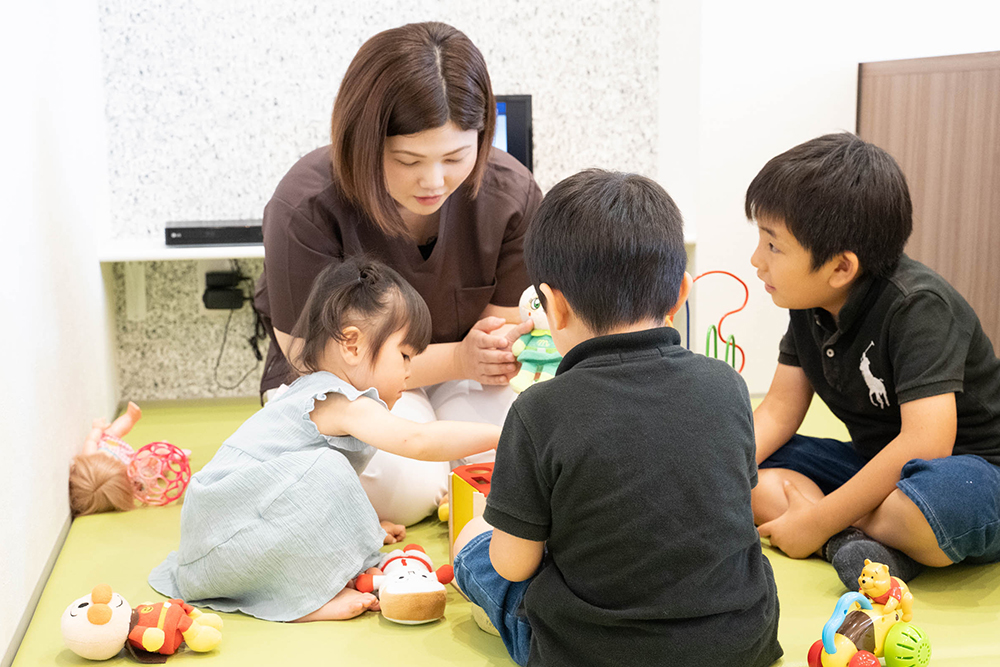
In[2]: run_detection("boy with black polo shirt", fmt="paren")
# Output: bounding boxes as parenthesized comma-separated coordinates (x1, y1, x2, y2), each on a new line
(748, 133, 1000, 590)
(452, 169, 782, 667)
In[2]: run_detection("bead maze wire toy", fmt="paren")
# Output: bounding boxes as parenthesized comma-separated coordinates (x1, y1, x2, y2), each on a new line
(684, 270, 748, 373)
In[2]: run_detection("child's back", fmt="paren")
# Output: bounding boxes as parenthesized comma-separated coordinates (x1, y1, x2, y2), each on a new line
(149, 258, 503, 623)
(453, 169, 781, 667)
(486, 328, 780, 666)
(149, 372, 387, 621)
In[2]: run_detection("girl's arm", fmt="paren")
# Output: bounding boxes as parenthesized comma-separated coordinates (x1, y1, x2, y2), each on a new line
(311, 393, 500, 462)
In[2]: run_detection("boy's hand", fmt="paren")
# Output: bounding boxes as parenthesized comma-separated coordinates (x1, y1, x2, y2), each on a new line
(756, 481, 828, 559)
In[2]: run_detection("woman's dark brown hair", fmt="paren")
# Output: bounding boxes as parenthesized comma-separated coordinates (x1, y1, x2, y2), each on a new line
(289, 257, 432, 377)
(330, 22, 496, 237)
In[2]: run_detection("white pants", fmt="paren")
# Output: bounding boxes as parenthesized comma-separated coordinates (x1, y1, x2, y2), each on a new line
(359, 380, 517, 526)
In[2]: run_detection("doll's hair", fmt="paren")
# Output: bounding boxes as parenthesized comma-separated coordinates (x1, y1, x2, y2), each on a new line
(69, 453, 134, 516)
(290, 256, 432, 375)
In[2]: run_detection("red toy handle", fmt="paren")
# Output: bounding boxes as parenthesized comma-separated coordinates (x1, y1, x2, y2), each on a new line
(436, 565, 454, 585)
(355, 574, 375, 593)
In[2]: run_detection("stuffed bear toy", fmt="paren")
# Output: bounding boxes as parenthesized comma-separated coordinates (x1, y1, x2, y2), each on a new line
(858, 558, 914, 622)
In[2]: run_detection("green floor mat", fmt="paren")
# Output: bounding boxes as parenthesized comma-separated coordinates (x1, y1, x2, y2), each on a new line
(13, 397, 1000, 665)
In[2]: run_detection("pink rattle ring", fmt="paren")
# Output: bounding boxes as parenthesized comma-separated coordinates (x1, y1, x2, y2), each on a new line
(126, 441, 192, 506)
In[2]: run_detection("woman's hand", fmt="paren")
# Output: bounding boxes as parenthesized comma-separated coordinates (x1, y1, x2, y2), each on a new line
(454, 317, 534, 385)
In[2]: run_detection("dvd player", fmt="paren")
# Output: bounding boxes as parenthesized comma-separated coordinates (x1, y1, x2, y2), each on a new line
(165, 219, 263, 246)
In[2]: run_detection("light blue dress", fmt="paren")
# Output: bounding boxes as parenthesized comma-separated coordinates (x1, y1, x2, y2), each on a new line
(148, 372, 387, 621)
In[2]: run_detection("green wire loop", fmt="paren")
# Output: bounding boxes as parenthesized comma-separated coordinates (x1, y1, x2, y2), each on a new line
(725, 335, 737, 368)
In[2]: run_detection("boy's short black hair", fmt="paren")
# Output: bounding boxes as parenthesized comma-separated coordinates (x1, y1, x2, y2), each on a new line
(524, 169, 687, 335)
(745, 132, 912, 278)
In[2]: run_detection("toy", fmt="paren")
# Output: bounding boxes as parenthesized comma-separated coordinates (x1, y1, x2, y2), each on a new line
(509, 286, 562, 393)
(447, 463, 493, 560)
(807, 560, 930, 667)
(685, 270, 748, 373)
(857, 558, 913, 622)
(129, 598, 223, 656)
(70, 402, 192, 515)
(61, 584, 223, 661)
(61, 584, 133, 660)
(355, 544, 455, 624)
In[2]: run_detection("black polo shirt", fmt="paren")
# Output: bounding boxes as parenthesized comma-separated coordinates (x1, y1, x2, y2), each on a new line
(780, 254, 1000, 465)
(484, 327, 782, 667)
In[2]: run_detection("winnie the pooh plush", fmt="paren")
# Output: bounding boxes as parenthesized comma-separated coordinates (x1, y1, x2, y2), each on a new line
(858, 558, 914, 622)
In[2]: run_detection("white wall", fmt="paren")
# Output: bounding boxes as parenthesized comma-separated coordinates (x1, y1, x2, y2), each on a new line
(663, 0, 1000, 395)
(0, 0, 116, 663)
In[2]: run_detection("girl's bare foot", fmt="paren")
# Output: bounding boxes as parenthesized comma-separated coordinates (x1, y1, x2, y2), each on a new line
(381, 520, 405, 544)
(293, 588, 378, 622)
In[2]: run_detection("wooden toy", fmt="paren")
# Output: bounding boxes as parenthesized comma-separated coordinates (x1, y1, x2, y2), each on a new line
(447, 463, 493, 561)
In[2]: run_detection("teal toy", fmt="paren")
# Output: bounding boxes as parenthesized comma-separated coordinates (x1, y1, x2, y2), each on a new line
(509, 286, 562, 393)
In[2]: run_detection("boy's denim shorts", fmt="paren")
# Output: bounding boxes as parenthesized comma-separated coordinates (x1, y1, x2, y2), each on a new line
(453, 531, 533, 666)
(761, 434, 1000, 564)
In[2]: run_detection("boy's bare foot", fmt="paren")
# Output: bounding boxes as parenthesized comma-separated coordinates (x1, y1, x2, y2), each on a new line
(381, 520, 405, 544)
(293, 588, 378, 622)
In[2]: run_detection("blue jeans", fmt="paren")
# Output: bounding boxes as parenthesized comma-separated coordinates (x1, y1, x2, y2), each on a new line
(761, 434, 1000, 563)
(453, 531, 533, 665)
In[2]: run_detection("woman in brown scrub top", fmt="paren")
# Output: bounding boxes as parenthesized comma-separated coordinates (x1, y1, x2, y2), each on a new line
(254, 22, 543, 527)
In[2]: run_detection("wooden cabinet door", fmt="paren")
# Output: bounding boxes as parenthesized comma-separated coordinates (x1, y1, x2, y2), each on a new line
(857, 51, 1000, 346)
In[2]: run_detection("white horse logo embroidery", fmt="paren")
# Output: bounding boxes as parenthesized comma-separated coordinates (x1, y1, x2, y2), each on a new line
(860, 341, 889, 409)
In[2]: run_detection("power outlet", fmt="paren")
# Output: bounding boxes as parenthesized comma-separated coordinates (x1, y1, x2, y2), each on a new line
(197, 260, 236, 314)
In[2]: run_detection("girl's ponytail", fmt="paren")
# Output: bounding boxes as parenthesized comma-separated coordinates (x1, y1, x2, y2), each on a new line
(289, 257, 431, 377)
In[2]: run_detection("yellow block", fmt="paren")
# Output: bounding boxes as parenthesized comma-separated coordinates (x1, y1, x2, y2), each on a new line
(447, 464, 492, 562)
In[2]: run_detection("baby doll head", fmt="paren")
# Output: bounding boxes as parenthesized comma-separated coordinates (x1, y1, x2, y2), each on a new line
(291, 256, 432, 376)
(69, 453, 134, 516)
(518, 285, 549, 330)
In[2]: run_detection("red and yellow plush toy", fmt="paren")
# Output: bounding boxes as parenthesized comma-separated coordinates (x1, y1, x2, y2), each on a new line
(61, 584, 222, 661)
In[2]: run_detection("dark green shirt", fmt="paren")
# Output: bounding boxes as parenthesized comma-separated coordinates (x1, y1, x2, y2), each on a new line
(779, 254, 1000, 465)
(485, 327, 782, 667)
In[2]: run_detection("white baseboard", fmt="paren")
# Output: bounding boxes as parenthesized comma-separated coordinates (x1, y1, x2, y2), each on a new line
(2, 515, 72, 667)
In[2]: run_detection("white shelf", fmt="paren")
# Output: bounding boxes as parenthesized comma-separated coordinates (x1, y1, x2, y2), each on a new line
(98, 234, 693, 263)
(98, 238, 264, 263)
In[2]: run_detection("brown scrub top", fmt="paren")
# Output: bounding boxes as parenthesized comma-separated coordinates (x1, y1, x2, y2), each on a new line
(254, 145, 544, 395)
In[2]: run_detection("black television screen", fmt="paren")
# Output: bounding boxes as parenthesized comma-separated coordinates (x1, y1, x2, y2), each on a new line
(493, 95, 532, 172)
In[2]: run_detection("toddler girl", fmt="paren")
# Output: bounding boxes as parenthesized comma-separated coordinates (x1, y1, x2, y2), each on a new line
(149, 258, 500, 622)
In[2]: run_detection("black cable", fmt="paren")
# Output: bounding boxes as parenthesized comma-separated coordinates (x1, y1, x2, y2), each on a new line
(213, 306, 260, 390)
(212, 259, 266, 390)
